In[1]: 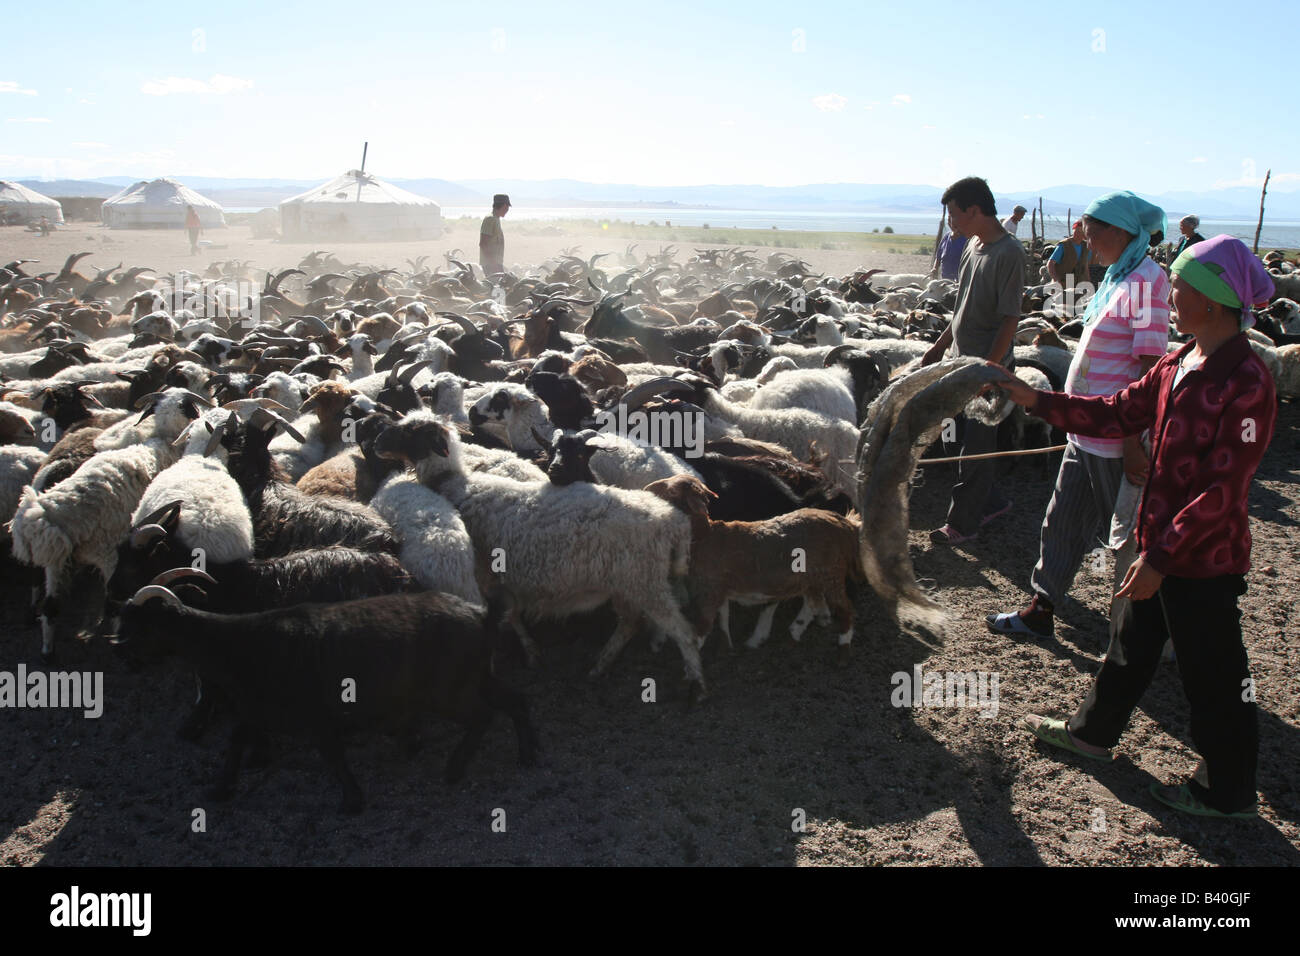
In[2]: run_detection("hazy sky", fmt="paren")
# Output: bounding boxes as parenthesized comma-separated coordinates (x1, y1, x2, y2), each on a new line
(3, 0, 1295, 194)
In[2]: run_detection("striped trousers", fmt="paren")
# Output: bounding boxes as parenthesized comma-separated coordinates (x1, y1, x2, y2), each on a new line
(1030, 442, 1125, 608)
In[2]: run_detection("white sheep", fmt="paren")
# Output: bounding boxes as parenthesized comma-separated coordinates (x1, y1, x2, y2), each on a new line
(133, 411, 254, 565)
(1274, 343, 1300, 399)
(368, 472, 483, 606)
(681, 375, 860, 498)
(9, 388, 207, 656)
(375, 414, 707, 696)
(747, 366, 857, 423)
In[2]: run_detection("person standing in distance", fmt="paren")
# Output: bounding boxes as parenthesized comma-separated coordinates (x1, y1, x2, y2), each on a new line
(921, 177, 1026, 545)
(1002, 204, 1028, 237)
(480, 193, 510, 279)
(185, 204, 203, 256)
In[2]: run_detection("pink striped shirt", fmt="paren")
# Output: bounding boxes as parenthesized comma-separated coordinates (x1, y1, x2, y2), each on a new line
(1063, 257, 1170, 457)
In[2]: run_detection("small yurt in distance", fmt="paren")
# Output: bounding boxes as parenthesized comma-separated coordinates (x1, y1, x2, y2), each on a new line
(279, 169, 442, 241)
(101, 178, 225, 229)
(0, 181, 65, 225)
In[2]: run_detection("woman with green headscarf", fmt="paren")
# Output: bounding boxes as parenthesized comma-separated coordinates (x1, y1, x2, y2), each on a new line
(997, 234, 1277, 819)
(988, 191, 1170, 642)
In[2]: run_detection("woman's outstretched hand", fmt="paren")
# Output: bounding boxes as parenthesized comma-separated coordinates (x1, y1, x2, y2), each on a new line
(982, 363, 1040, 410)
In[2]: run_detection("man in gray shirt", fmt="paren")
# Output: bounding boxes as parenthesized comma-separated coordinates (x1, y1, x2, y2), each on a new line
(921, 177, 1025, 544)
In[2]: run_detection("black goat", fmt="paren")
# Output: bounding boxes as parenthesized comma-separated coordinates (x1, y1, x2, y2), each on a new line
(220, 412, 399, 557)
(117, 585, 538, 813)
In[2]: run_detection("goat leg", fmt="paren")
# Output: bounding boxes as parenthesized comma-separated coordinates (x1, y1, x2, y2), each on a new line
(177, 675, 216, 742)
(485, 677, 539, 768)
(444, 703, 493, 784)
(206, 722, 253, 802)
(314, 729, 364, 814)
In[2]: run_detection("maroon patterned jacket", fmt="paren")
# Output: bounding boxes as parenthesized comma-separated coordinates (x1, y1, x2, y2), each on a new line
(1034, 333, 1276, 578)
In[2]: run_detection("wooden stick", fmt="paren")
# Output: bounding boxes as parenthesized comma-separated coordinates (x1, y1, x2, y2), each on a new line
(918, 443, 1068, 465)
(1253, 169, 1271, 255)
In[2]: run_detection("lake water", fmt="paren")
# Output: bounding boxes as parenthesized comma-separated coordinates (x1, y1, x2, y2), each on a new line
(226, 205, 1300, 249)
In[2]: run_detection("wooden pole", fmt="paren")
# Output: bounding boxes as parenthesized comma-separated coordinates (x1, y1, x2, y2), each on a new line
(1067, 207, 1071, 232)
(1038, 196, 1045, 248)
(1031, 208, 1037, 245)
(1253, 168, 1271, 254)
(921, 443, 1068, 465)
(361, 141, 368, 174)
(930, 210, 945, 276)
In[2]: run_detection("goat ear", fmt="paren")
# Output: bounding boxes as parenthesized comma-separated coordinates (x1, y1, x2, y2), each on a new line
(684, 492, 711, 518)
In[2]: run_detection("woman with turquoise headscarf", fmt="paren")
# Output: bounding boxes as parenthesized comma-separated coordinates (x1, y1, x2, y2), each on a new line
(988, 191, 1171, 643)
(998, 234, 1277, 818)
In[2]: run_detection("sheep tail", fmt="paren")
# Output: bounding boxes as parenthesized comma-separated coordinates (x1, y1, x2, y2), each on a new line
(10, 486, 73, 571)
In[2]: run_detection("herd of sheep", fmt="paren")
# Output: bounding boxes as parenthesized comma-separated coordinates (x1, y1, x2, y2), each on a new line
(0, 242, 1296, 813)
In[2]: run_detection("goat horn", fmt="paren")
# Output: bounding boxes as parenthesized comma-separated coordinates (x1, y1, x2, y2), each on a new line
(136, 499, 184, 529)
(619, 376, 695, 412)
(203, 416, 229, 456)
(436, 312, 479, 336)
(128, 585, 183, 609)
(221, 398, 293, 416)
(823, 344, 863, 366)
(292, 315, 331, 336)
(148, 567, 218, 587)
(248, 407, 305, 442)
(130, 524, 169, 549)
(398, 360, 436, 386)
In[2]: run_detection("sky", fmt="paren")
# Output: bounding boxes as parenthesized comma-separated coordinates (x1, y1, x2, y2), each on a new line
(2, 0, 1296, 195)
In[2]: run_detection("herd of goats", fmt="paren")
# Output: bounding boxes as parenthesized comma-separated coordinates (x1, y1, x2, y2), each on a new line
(0, 241, 1297, 814)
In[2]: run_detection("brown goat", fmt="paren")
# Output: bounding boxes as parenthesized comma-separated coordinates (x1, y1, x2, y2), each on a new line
(299, 380, 358, 446)
(643, 474, 863, 653)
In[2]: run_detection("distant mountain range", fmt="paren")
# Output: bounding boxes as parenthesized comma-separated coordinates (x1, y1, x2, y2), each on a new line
(14, 176, 1299, 219)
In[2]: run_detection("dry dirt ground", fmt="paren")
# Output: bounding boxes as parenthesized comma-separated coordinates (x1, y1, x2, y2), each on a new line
(0, 224, 1297, 866)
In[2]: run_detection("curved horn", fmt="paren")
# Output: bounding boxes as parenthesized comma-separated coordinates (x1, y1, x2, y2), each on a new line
(136, 499, 184, 529)
(397, 360, 436, 386)
(203, 416, 229, 456)
(822, 344, 864, 366)
(148, 567, 218, 588)
(221, 398, 293, 416)
(436, 312, 479, 336)
(292, 314, 332, 337)
(619, 376, 696, 413)
(248, 407, 305, 442)
(130, 524, 169, 549)
(128, 585, 183, 609)
(529, 426, 554, 454)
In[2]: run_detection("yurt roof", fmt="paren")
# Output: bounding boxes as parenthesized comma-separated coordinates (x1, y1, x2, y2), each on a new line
(281, 170, 440, 207)
(102, 177, 223, 209)
(0, 180, 64, 217)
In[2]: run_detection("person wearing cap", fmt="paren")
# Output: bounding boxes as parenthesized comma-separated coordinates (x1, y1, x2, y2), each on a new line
(998, 233, 1277, 819)
(480, 194, 510, 278)
(988, 192, 1169, 641)
(1002, 205, 1027, 237)
(1171, 214, 1206, 260)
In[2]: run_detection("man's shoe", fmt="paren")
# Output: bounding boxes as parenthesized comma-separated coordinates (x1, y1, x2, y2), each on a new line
(986, 594, 1055, 639)
(930, 524, 977, 546)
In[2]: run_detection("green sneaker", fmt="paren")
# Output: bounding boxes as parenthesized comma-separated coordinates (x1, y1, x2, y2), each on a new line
(1022, 714, 1114, 762)
(1149, 782, 1257, 820)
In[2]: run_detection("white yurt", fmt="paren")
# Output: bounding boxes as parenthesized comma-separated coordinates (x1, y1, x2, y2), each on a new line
(100, 178, 226, 229)
(0, 181, 64, 225)
(279, 169, 442, 241)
